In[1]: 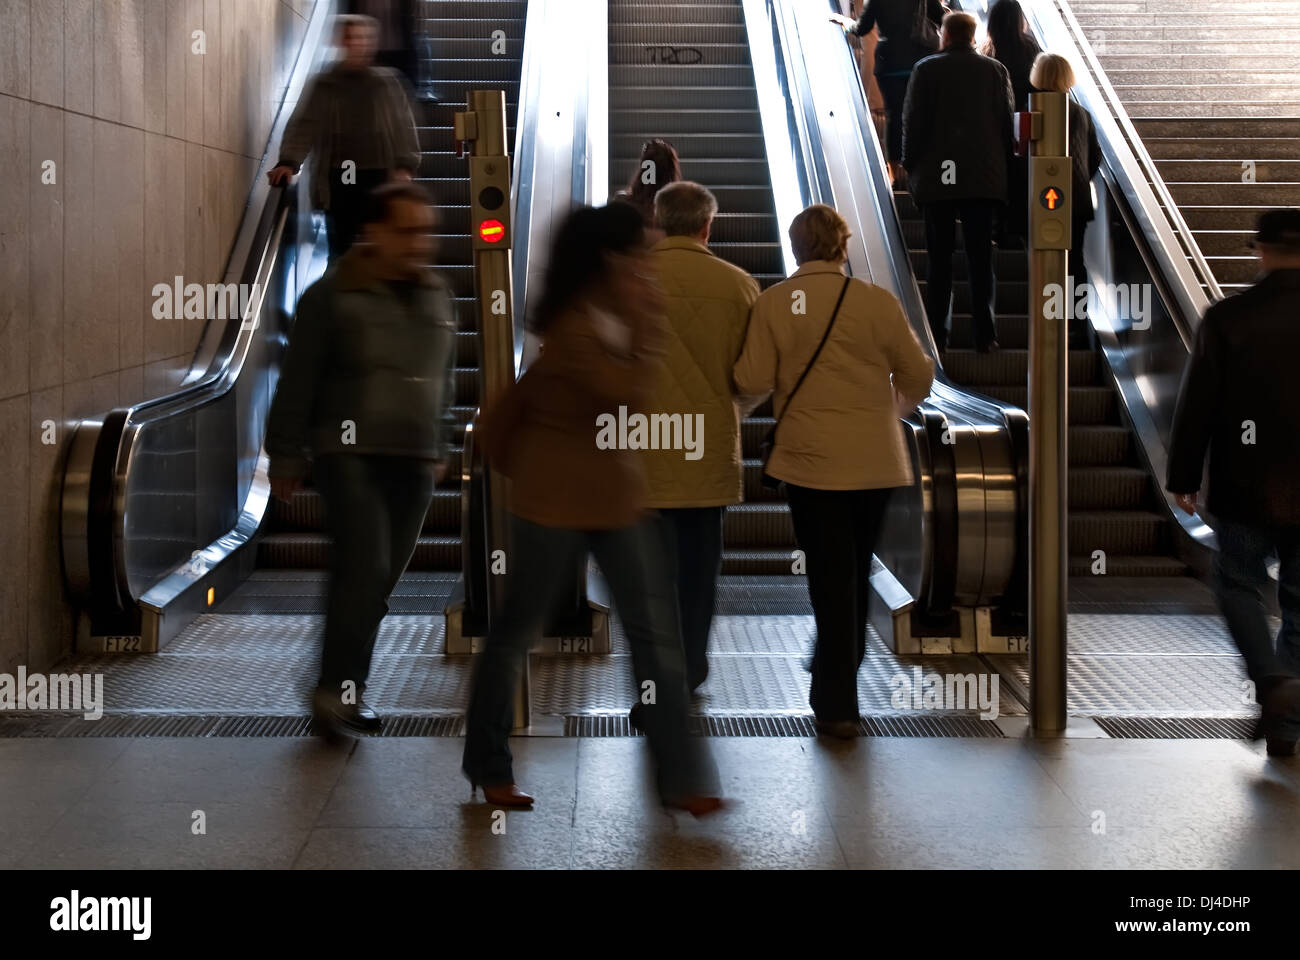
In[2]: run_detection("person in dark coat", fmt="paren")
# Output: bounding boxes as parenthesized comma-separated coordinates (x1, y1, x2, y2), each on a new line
(1028, 53, 1102, 346)
(902, 11, 1014, 351)
(1167, 208, 1300, 756)
(265, 183, 457, 739)
(832, 0, 947, 185)
(980, 0, 1041, 246)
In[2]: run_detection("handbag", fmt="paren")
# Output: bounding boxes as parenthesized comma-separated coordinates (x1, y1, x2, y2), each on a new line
(760, 277, 851, 489)
(910, 0, 940, 55)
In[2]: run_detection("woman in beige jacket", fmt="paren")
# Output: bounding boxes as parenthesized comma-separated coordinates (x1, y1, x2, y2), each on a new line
(734, 204, 934, 736)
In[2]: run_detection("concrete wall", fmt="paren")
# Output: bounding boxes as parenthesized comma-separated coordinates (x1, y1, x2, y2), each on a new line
(0, 0, 318, 674)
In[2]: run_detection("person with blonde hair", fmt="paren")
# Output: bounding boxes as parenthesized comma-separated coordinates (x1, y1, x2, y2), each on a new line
(734, 204, 934, 737)
(1029, 52, 1102, 345)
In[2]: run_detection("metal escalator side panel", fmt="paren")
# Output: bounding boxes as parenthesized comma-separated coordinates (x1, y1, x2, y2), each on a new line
(60, 0, 339, 649)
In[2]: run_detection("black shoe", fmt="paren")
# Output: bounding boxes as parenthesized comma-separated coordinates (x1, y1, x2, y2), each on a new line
(975, 340, 1001, 354)
(628, 701, 645, 733)
(313, 688, 383, 735)
(1267, 737, 1299, 757)
(813, 717, 859, 739)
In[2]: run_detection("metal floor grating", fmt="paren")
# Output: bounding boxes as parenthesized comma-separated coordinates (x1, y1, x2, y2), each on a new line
(1096, 717, 1258, 740)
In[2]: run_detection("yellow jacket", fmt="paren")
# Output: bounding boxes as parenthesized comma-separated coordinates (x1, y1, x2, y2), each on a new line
(734, 260, 934, 490)
(641, 236, 761, 508)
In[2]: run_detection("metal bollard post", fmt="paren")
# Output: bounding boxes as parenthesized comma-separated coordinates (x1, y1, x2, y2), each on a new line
(1026, 91, 1071, 734)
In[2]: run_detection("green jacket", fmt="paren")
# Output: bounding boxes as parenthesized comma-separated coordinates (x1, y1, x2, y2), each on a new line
(266, 246, 457, 479)
(277, 62, 422, 211)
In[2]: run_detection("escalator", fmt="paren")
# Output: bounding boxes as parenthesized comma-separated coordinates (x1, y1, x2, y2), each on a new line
(256, 1, 529, 576)
(608, 0, 796, 575)
(1066, 0, 1300, 295)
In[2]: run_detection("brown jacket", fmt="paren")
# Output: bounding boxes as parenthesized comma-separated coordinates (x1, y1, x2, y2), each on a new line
(734, 260, 934, 490)
(642, 236, 760, 508)
(477, 303, 664, 530)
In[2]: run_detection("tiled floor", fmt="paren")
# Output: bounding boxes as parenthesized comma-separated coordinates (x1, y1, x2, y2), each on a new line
(4, 733, 1300, 869)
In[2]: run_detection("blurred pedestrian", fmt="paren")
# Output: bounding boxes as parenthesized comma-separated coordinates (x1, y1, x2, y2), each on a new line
(981, 0, 1042, 247)
(464, 203, 722, 814)
(343, 0, 420, 92)
(1167, 208, 1300, 757)
(265, 182, 456, 738)
(734, 204, 933, 737)
(268, 15, 421, 260)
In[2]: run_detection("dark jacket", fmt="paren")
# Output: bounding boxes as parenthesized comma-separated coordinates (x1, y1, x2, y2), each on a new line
(277, 62, 421, 211)
(1167, 268, 1300, 528)
(986, 34, 1041, 111)
(1067, 99, 1102, 225)
(265, 246, 457, 480)
(852, 0, 946, 76)
(902, 47, 1015, 205)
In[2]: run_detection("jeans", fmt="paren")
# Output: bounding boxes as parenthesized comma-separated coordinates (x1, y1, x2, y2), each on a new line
(1214, 518, 1300, 735)
(922, 199, 999, 350)
(463, 514, 718, 801)
(655, 506, 725, 691)
(314, 454, 437, 695)
(785, 484, 892, 722)
(326, 167, 389, 260)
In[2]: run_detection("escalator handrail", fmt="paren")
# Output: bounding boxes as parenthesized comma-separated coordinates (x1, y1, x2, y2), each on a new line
(1024, 0, 1219, 340)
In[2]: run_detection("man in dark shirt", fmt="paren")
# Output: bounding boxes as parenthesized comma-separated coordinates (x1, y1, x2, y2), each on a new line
(266, 183, 456, 737)
(1167, 208, 1300, 755)
(901, 11, 1014, 352)
(268, 15, 421, 260)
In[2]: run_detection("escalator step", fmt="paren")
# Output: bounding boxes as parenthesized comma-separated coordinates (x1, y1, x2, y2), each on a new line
(610, 85, 760, 111)
(976, 384, 1118, 425)
(941, 349, 1099, 387)
(1067, 554, 1190, 577)
(611, 3, 744, 25)
(608, 24, 748, 45)
(1070, 427, 1133, 466)
(267, 489, 462, 535)
(609, 47, 754, 69)
(721, 549, 803, 575)
(610, 132, 767, 160)
(257, 534, 460, 571)
(1068, 467, 1154, 510)
(610, 107, 761, 134)
(722, 503, 796, 547)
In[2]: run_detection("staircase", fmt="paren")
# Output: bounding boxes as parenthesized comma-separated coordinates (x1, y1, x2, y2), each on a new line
(1065, 0, 1300, 294)
(258, 0, 528, 571)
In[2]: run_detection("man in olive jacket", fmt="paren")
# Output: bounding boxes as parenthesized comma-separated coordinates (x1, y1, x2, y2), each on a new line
(1167, 209, 1300, 755)
(641, 182, 760, 695)
(267, 15, 421, 260)
(266, 183, 456, 735)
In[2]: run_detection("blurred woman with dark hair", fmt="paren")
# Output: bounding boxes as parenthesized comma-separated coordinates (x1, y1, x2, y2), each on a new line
(462, 202, 721, 816)
(616, 138, 682, 227)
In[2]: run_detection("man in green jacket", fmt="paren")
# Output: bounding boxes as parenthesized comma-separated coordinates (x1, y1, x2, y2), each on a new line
(267, 14, 422, 260)
(266, 182, 456, 735)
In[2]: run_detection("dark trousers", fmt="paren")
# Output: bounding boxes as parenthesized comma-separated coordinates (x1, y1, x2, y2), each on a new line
(785, 484, 892, 722)
(922, 199, 999, 350)
(879, 72, 911, 167)
(1069, 219, 1095, 348)
(314, 454, 436, 694)
(463, 514, 718, 801)
(655, 506, 725, 691)
(326, 167, 389, 260)
(1214, 519, 1300, 736)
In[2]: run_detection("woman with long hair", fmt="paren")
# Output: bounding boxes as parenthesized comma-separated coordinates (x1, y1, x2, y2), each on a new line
(735, 205, 934, 737)
(982, 0, 1042, 245)
(462, 202, 721, 815)
(616, 138, 681, 227)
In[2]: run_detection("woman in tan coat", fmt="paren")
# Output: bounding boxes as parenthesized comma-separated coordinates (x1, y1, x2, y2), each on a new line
(735, 204, 934, 737)
(464, 203, 720, 814)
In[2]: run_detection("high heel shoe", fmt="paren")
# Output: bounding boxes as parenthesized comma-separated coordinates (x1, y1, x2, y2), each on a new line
(664, 795, 726, 818)
(473, 782, 535, 807)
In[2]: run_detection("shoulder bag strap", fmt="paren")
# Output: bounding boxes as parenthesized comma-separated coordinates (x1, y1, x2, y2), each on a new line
(774, 276, 851, 428)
